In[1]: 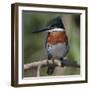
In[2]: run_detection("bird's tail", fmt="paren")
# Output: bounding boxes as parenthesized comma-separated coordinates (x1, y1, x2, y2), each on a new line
(47, 65, 55, 75)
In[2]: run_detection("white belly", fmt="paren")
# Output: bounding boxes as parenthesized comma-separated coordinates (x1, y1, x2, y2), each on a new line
(47, 43, 69, 59)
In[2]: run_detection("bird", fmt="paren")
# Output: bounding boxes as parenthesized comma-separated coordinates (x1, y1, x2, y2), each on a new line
(32, 16, 69, 75)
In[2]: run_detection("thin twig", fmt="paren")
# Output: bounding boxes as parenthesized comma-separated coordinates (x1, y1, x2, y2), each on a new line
(37, 65, 41, 77)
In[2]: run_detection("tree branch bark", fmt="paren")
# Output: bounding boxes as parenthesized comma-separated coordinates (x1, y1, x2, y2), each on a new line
(24, 59, 80, 70)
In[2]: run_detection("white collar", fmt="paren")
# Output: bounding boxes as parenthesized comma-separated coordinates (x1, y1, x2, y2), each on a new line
(48, 28, 64, 32)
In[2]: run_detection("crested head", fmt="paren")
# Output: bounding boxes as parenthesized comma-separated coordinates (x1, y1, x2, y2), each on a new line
(46, 16, 65, 32)
(47, 16, 65, 29)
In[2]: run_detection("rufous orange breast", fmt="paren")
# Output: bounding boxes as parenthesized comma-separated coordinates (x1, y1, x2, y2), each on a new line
(47, 31, 68, 45)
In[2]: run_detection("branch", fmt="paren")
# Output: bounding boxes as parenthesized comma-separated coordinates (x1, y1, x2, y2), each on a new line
(24, 59, 80, 70)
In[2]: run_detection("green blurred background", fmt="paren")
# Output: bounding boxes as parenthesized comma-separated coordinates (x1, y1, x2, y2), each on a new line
(22, 11, 80, 77)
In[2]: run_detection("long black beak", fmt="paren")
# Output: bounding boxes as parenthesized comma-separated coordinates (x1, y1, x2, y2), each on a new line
(32, 27, 51, 33)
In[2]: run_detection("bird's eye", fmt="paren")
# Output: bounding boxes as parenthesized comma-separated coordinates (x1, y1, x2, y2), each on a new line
(51, 24, 54, 27)
(51, 24, 56, 28)
(51, 24, 58, 28)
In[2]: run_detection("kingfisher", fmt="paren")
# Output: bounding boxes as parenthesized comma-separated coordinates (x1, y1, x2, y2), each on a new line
(32, 16, 69, 75)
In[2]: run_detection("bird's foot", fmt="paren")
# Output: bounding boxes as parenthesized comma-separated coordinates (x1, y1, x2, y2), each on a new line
(61, 61, 64, 67)
(47, 59, 55, 67)
(60, 58, 64, 67)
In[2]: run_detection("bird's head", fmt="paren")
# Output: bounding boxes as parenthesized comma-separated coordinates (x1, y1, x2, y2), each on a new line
(32, 16, 65, 33)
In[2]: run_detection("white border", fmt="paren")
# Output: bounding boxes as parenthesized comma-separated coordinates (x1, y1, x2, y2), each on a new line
(18, 6, 86, 84)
